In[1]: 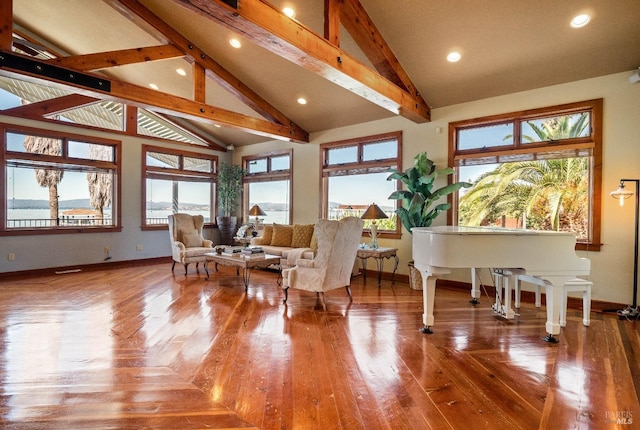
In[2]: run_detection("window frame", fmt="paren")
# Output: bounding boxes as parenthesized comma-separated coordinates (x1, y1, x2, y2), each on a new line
(448, 99, 603, 251)
(1, 123, 122, 236)
(242, 149, 293, 225)
(141, 144, 217, 230)
(320, 131, 402, 239)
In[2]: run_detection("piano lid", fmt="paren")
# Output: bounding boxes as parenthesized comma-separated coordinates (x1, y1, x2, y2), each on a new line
(411, 225, 589, 274)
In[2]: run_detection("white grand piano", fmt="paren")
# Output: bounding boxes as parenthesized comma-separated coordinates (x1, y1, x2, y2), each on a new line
(412, 226, 590, 342)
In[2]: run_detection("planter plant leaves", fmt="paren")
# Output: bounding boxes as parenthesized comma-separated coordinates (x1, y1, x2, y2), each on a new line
(387, 152, 471, 234)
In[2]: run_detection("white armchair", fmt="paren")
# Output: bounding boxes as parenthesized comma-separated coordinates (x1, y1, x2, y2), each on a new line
(282, 217, 364, 309)
(168, 213, 214, 275)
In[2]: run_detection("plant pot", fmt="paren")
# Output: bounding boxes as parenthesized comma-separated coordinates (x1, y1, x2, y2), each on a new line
(216, 216, 238, 245)
(408, 260, 423, 290)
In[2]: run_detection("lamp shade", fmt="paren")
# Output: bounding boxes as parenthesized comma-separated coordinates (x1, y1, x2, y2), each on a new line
(610, 182, 634, 207)
(248, 204, 267, 217)
(361, 203, 388, 220)
(610, 184, 634, 199)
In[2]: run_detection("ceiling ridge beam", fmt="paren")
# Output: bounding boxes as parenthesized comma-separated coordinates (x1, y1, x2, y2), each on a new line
(47, 44, 185, 71)
(106, 0, 308, 140)
(170, 0, 430, 123)
(0, 50, 308, 142)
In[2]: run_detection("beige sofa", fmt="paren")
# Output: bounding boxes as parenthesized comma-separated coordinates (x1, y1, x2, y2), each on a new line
(250, 223, 316, 268)
(250, 223, 360, 275)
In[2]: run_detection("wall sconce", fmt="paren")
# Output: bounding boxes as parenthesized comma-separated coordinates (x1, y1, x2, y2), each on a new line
(361, 203, 388, 249)
(610, 179, 639, 317)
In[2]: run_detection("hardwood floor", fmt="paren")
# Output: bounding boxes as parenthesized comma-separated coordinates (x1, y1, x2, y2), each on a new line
(0, 263, 638, 429)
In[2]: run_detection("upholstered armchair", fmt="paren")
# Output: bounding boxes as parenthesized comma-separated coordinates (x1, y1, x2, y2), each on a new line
(168, 213, 214, 275)
(282, 217, 364, 309)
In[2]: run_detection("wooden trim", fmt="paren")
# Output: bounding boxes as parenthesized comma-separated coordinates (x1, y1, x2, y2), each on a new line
(0, 256, 172, 280)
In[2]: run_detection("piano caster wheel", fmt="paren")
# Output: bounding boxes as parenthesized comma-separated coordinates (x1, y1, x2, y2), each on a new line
(469, 298, 480, 305)
(420, 326, 433, 334)
(542, 334, 559, 343)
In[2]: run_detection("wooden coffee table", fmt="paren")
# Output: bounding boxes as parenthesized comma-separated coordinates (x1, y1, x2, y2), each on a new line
(204, 252, 281, 291)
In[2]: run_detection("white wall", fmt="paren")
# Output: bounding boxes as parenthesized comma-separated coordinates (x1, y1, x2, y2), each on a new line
(3, 71, 639, 305)
(0, 116, 228, 273)
(236, 71, 640, 304)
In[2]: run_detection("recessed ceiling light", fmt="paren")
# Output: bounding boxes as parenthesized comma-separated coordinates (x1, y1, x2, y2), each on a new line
(149, 83, 159, 90)
(283, 7, 295, 18)
(297, 97, 307, 105)
(570, 14, 591, 28)
(229, 38, 241, 48)
(176, 68, 187, 76)
(447, 51, 461, 62)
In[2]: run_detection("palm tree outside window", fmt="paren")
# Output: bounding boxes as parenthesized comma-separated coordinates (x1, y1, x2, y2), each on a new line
(450, 99, 602, 251)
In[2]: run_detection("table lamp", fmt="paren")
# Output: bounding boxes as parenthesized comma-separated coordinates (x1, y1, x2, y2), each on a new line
(610, 179, 640, 317)
(361, 203, 388, 249)
(248, 204, 267, 228)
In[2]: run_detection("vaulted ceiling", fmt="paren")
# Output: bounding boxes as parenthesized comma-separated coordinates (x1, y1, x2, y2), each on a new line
(2, 0, 639, 150)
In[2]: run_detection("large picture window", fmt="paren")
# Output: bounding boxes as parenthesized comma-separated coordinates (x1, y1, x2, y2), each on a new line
(242, 150, 292, 225)
(320, 132, 402, 238)
(450, 99, 602, 250)
(142, 145, 217, 228)
(1, 124, 121, 234)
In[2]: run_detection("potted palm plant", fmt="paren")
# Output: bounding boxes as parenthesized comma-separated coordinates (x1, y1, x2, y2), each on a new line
(387, 151, 471, 289)
(217, 161, 246, 245)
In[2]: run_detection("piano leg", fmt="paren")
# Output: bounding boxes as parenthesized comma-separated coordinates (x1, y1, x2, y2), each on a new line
(421, 273, 437, 334)
(542, 280, 564, 343)
(469, 268, 480, 304)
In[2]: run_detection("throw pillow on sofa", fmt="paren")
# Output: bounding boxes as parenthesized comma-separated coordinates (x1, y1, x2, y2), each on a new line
(291, 224, 314, 248)
(260, 225, 274, 244)
(310, 231, 318, 250)
(271, 223, 293, 247)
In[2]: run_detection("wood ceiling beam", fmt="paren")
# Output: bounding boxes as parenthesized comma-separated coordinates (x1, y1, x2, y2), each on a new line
(1, 94, 99, 117)
(169, 0, 430, 123)
(48, 44, 184, 71)
(339, 0, 417, 96)
(0, 50, 307, 142)
(0, 0, 11, 51)
(106, 0, 308, 140)
(324, 0, 341, 46)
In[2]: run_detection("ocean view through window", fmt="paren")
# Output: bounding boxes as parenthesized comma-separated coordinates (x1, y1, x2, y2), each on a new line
(243, 150, 292, 226)
(142, 145, 217, 228)
(2, 124, 121, 234)
(321, 132, 402, 238)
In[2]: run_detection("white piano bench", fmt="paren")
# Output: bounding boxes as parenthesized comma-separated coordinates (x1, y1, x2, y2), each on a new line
(514, 275, 592, 327)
